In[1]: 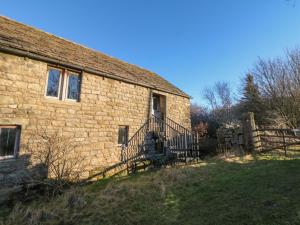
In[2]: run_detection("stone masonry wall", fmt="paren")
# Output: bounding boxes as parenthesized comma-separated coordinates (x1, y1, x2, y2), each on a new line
(216, 125, 244, 151)
(0, 52, 191, 179)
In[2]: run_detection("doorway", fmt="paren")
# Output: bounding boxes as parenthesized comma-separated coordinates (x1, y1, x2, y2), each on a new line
(151, 93, 166, 155)
(151, 93, 166, 120)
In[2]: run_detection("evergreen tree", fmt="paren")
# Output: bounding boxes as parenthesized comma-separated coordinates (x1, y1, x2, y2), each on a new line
(239, 74, 267, 126)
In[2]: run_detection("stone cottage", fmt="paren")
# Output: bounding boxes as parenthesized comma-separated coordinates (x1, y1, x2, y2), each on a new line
(0, 16, 191, 179)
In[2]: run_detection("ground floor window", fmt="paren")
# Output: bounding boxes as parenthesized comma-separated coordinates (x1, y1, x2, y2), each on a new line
(118, 126, 129, 145)
(0, 125, 21, 159)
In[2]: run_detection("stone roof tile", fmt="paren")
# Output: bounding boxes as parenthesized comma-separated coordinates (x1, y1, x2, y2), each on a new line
(0, 16, 189, 98)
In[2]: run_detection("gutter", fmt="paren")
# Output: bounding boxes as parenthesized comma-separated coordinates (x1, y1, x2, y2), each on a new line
(0, 45, 191, 99)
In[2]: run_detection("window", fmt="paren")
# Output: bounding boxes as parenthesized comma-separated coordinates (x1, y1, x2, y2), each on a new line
(118, 126, 129, 145)
(0, 126, 21, 159)
(45, 67, 81, 101)
(46, 68, 61, 97)
(153, 96, 159, 111)
(67, 72, 80, 101)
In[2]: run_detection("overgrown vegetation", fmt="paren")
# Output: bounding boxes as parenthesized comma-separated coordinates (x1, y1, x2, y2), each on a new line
(192, 47, 300, 133)
(2, 154, 300, 225)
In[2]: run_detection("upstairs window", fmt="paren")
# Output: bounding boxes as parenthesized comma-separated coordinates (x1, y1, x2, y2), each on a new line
(118, 126, 129, 145)
(45, 67, 81, 102)
(67, 72, 81, 101)
(0, 126, 21, 159)
(46, 68, 62, 98)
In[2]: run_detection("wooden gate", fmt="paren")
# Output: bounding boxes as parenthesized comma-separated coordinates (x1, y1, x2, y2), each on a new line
(257, 128, 300, 157)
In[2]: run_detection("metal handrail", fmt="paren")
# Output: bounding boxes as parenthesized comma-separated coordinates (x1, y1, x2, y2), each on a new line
(122, 115, 189, 162)
(86, 116, 204, 181)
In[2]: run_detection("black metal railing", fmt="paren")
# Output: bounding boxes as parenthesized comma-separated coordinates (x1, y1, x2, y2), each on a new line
(121, 115, 205, 164)
(87, 116, 206, 181)
(121, 116, 181, 162)
(164, 117, 192, 135)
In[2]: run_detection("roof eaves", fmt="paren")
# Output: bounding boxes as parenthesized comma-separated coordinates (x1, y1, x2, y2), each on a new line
(0, 43, 191, 99)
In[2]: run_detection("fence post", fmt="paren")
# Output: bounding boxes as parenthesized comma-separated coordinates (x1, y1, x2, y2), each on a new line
(242, 112, 261, 153)
(282, 130, 287, 157)
(196, 132, 199, 157)
(184, 132, 188, 150)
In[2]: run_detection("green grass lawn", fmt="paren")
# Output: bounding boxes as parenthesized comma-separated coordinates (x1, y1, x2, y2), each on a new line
(2, 154, 300, 225)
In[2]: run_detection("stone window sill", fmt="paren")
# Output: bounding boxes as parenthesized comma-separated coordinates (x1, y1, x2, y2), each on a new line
(42, 97, 81, 106)
(0, 155, 17, 161)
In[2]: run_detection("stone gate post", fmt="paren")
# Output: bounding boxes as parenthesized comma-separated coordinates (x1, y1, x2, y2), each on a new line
(242, 112, 261, 153)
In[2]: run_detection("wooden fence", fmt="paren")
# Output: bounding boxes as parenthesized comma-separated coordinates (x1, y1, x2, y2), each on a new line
(255, 128, 300, 156)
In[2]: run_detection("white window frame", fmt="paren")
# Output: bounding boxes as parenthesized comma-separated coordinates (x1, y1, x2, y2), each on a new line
(64, 71, 81, 102)
(45, 67, 63, 100)
(0, 125, 21, 160)
(44, 66, 81, 102)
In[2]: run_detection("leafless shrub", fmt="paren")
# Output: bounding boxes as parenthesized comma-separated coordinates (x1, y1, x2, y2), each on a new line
(193, 122, 208, 137)
(24, 129, 86, 195)
(190, 104, 208, 136)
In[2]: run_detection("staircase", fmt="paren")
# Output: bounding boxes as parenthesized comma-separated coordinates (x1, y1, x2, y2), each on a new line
(86, 115, 203, 181)
(121, 115, 204, 167)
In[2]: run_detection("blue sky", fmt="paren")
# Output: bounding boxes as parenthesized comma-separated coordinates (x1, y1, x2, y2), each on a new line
(1, 0, 300, 104)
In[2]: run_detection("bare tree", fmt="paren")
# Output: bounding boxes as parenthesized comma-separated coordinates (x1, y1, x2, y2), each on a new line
(251, 48, 300, 128)
(203, 81, 235, 125)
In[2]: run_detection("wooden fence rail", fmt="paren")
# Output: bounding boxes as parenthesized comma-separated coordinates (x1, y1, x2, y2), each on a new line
(255, 128, 300, 156)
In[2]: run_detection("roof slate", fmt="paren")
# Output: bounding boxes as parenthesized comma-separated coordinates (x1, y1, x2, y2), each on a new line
(0, 16, 189, 98)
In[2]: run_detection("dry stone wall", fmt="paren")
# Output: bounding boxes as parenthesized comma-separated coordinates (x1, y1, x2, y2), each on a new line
(216, 113, 262, 154)
(216, 125, 244, 151)
(0, 52, 191, 179)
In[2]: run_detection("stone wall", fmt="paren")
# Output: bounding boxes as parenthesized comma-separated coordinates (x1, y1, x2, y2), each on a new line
(0, 52, 191, 178)
(216, 113, 261, 154)
(216, 125, 244, 151)
(0, 156, 47, 204)
(0, 157, 28, 188)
